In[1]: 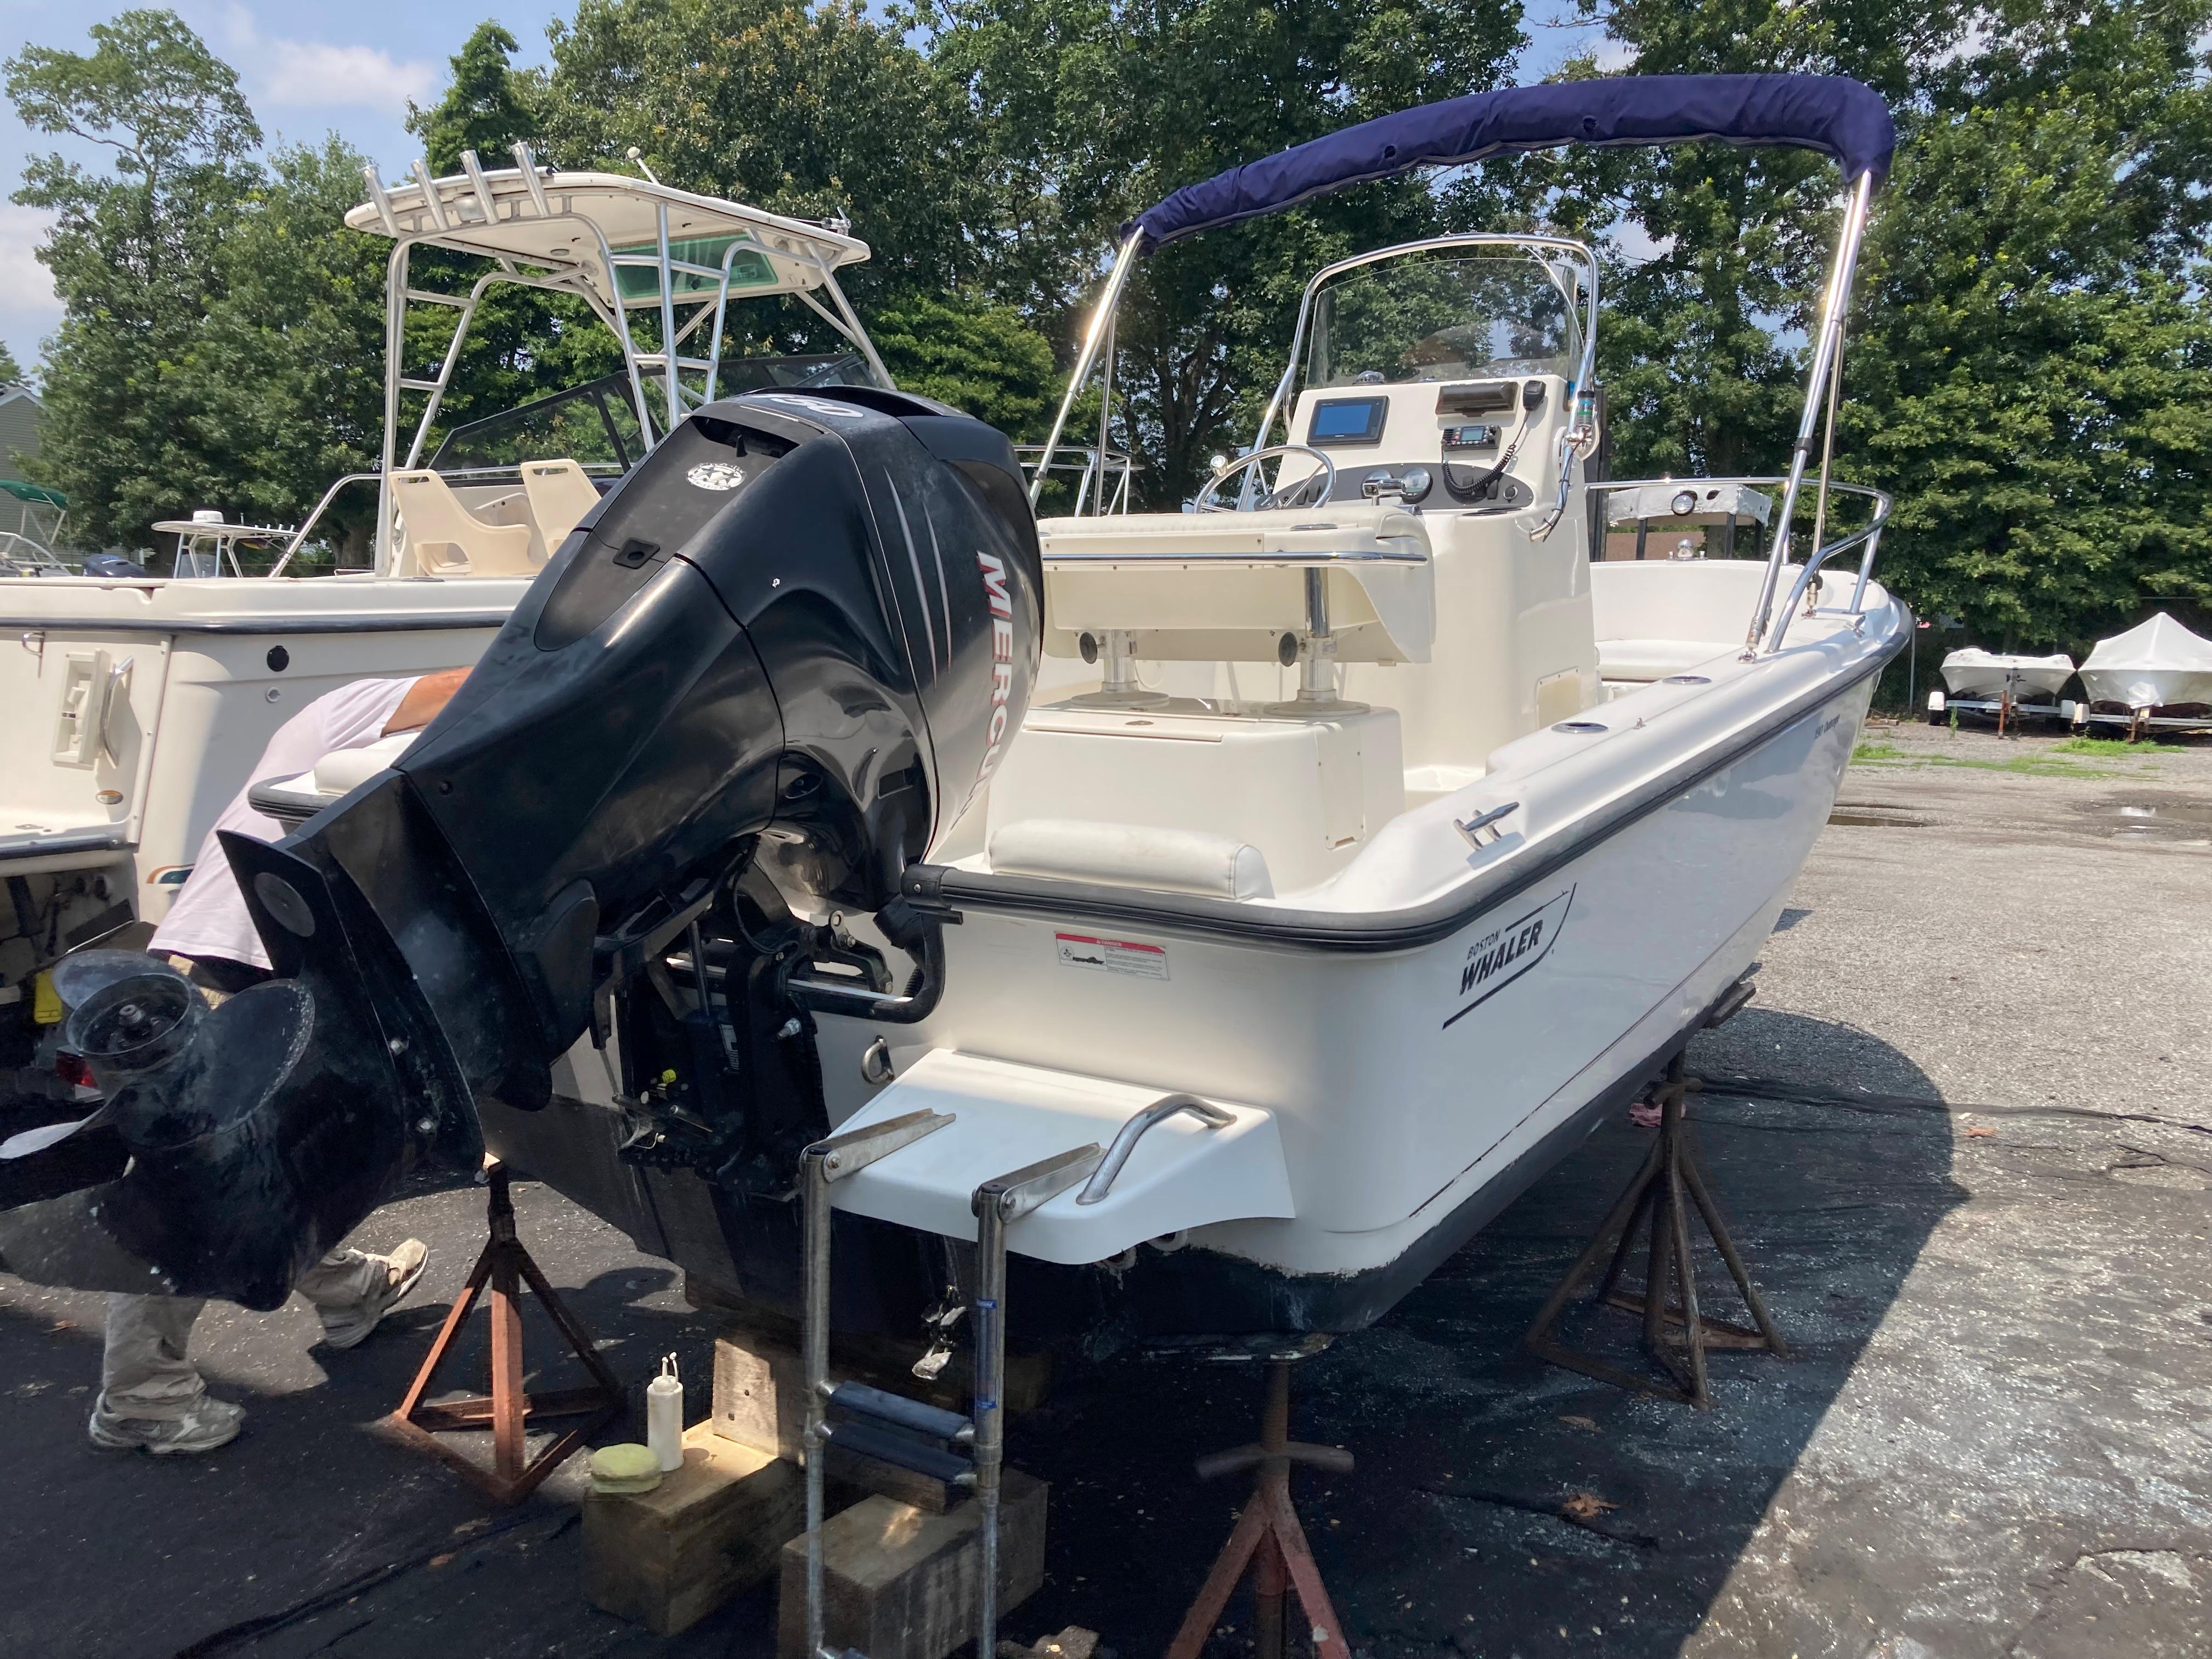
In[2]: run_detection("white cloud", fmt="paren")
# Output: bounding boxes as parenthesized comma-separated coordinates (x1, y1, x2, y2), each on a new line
(1594, 40, 1640, 72)
(252, 40, 439, 112)
(0, 204, 60, 376)
(217, 7, 438, 117)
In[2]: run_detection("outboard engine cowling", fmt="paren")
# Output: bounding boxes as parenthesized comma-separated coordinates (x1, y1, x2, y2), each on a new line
(0, 388, 1043, 1307)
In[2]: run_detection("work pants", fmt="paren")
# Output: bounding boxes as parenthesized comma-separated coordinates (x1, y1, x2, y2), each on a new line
(100, 1248, 387, 1420)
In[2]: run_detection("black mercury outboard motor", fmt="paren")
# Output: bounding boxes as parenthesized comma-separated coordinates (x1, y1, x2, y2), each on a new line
(0, 388, 1042, 1308)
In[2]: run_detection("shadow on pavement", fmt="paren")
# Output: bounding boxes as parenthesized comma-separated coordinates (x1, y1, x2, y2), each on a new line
(1006, 1011, 1962, 1656)
(3, 1013, 1960, 1658)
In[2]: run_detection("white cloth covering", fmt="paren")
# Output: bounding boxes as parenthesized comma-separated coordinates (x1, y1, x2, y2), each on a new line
(149, 677, 420, 970)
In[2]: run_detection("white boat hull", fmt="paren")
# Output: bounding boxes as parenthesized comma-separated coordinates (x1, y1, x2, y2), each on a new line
(0, 574, 523, 985)
(486, 564, 1900, 1336)
(1938, 650, 2073, 703)
(2079, 613, 2212, 710)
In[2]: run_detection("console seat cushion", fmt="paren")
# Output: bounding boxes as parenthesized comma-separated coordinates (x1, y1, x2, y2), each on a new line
(988, 818, 1273, 900)
(1596, 637, 1734, 682)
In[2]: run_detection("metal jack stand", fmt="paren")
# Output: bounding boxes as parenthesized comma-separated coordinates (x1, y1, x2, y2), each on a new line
(1522, 1052, 1788, 1408)
(1166, 1350, 1354, 1659)
(384, 1161, 623, 1504)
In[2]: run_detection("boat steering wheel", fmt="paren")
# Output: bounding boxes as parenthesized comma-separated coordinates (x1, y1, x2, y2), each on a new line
(1195, 445, 1338, 512)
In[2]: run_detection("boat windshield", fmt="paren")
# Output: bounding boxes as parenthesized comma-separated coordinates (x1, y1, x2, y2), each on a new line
(1305, 253, 1580, 388)
(428, 354, 872, 475)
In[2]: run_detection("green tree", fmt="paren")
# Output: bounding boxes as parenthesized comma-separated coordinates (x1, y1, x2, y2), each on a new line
(0, 342, 23, 386)
(870, 295, 1056, 433)
(1561, 0, 1967, 482)
(407, 21, 543, 175)
(398, 21, 618, 453)
(1847, 0, 2212, 648)
(5, 9, 261, 545)
(163, 138, 393, 564)
(541, 0, 989, 313)
(915, 0, 1531, 503)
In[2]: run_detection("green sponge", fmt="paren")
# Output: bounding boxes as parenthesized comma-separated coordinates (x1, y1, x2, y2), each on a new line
(588, 1442, 663, 1494)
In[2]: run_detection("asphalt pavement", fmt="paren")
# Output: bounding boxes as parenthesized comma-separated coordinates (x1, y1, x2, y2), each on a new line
(4, 716, 2208, 1659)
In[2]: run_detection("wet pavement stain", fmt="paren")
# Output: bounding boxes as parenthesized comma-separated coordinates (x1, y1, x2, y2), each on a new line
(2074, 793, 2212, 842)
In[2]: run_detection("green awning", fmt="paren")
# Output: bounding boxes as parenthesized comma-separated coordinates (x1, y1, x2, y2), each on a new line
(1, 479, 65, 507)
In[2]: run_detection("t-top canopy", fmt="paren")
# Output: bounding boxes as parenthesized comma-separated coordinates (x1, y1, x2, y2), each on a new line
(1128, 74, 1895, 252)
(345, 166, 871, 311)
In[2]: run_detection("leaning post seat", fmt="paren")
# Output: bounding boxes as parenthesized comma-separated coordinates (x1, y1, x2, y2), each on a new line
(1036, 504, 1435, 668)
(961, 507, 1432, 900)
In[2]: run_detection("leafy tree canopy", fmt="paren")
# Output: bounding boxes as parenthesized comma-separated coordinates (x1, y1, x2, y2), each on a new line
(912, 0, 1532, 501)
(5, 9, 263, 547)
(0, 341, 23, 386)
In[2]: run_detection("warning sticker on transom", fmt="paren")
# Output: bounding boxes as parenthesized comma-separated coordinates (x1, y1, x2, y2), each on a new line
(1056, 932, 1170, 980)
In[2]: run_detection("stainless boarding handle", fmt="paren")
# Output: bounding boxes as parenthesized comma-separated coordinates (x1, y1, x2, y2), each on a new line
(800, 1108, 955, 1659)
(1075, 1094, 1235, 1206)
(1453, 800, 1521, 850)
(970, 1144, 1105, 1659)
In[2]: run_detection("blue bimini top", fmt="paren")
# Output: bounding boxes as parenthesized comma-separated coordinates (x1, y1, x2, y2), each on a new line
(1127, 74, 1895, 252)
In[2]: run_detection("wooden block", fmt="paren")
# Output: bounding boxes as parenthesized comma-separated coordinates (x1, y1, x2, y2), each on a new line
(713, 1334, 971, 1511)
(688, 1286, 1051, 1420)
(584, 1421, 805, 1637)
(775, 1471, 1048, 1659)
(712, 1332, 808, 1460)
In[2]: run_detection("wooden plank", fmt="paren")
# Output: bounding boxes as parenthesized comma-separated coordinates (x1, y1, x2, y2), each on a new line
(584, 1422, 805, 1637)
(774, 1471, 1048, 1659)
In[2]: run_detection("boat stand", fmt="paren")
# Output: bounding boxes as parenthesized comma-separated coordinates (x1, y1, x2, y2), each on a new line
(1166, 1350, 1354, 1659)
(1522, 1053, 1788, 1408)
(383, 1161, 624, 1503)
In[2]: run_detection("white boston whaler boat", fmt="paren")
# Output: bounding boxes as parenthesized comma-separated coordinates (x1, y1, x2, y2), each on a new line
(789, 76, 1908, 1330)
(0, 148, 889, 1005)
(3, 77, 1905, 1361)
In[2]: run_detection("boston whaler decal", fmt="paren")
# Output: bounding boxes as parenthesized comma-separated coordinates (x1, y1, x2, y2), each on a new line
(1442, 885, 1575, 1029)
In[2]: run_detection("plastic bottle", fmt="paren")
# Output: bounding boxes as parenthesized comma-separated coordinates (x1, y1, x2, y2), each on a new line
(646, 1353, 683, 1472)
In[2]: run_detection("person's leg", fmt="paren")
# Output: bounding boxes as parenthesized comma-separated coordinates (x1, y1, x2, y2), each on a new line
(297, 1239, 431, 1351)
(90, 1294, 244, 1454)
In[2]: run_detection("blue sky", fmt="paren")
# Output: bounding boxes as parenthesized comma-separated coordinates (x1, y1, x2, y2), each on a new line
(1, 1, 575, 371)
(2, 1, 1614, 376)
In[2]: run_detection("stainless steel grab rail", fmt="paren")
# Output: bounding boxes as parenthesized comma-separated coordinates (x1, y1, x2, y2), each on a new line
(1586, 475, 1893, 653)
(1076, 1094, 1235, 1206)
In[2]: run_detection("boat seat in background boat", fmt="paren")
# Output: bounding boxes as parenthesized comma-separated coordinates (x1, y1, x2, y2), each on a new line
(390, 470, 539, 578)
(989, 818, 1275, 900)
(518, 459, 604, 561)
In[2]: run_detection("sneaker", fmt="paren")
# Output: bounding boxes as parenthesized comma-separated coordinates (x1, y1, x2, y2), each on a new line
(88, 1394, 245, 1455)
(318, 1238, 431, 1351)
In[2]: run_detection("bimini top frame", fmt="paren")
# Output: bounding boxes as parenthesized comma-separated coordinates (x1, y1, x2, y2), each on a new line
(344, 144, 889, 573)
(1031, 72, 1897, 656)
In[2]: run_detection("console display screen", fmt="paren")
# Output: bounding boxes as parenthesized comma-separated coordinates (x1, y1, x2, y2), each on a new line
(1307, 397, 1388, 447)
